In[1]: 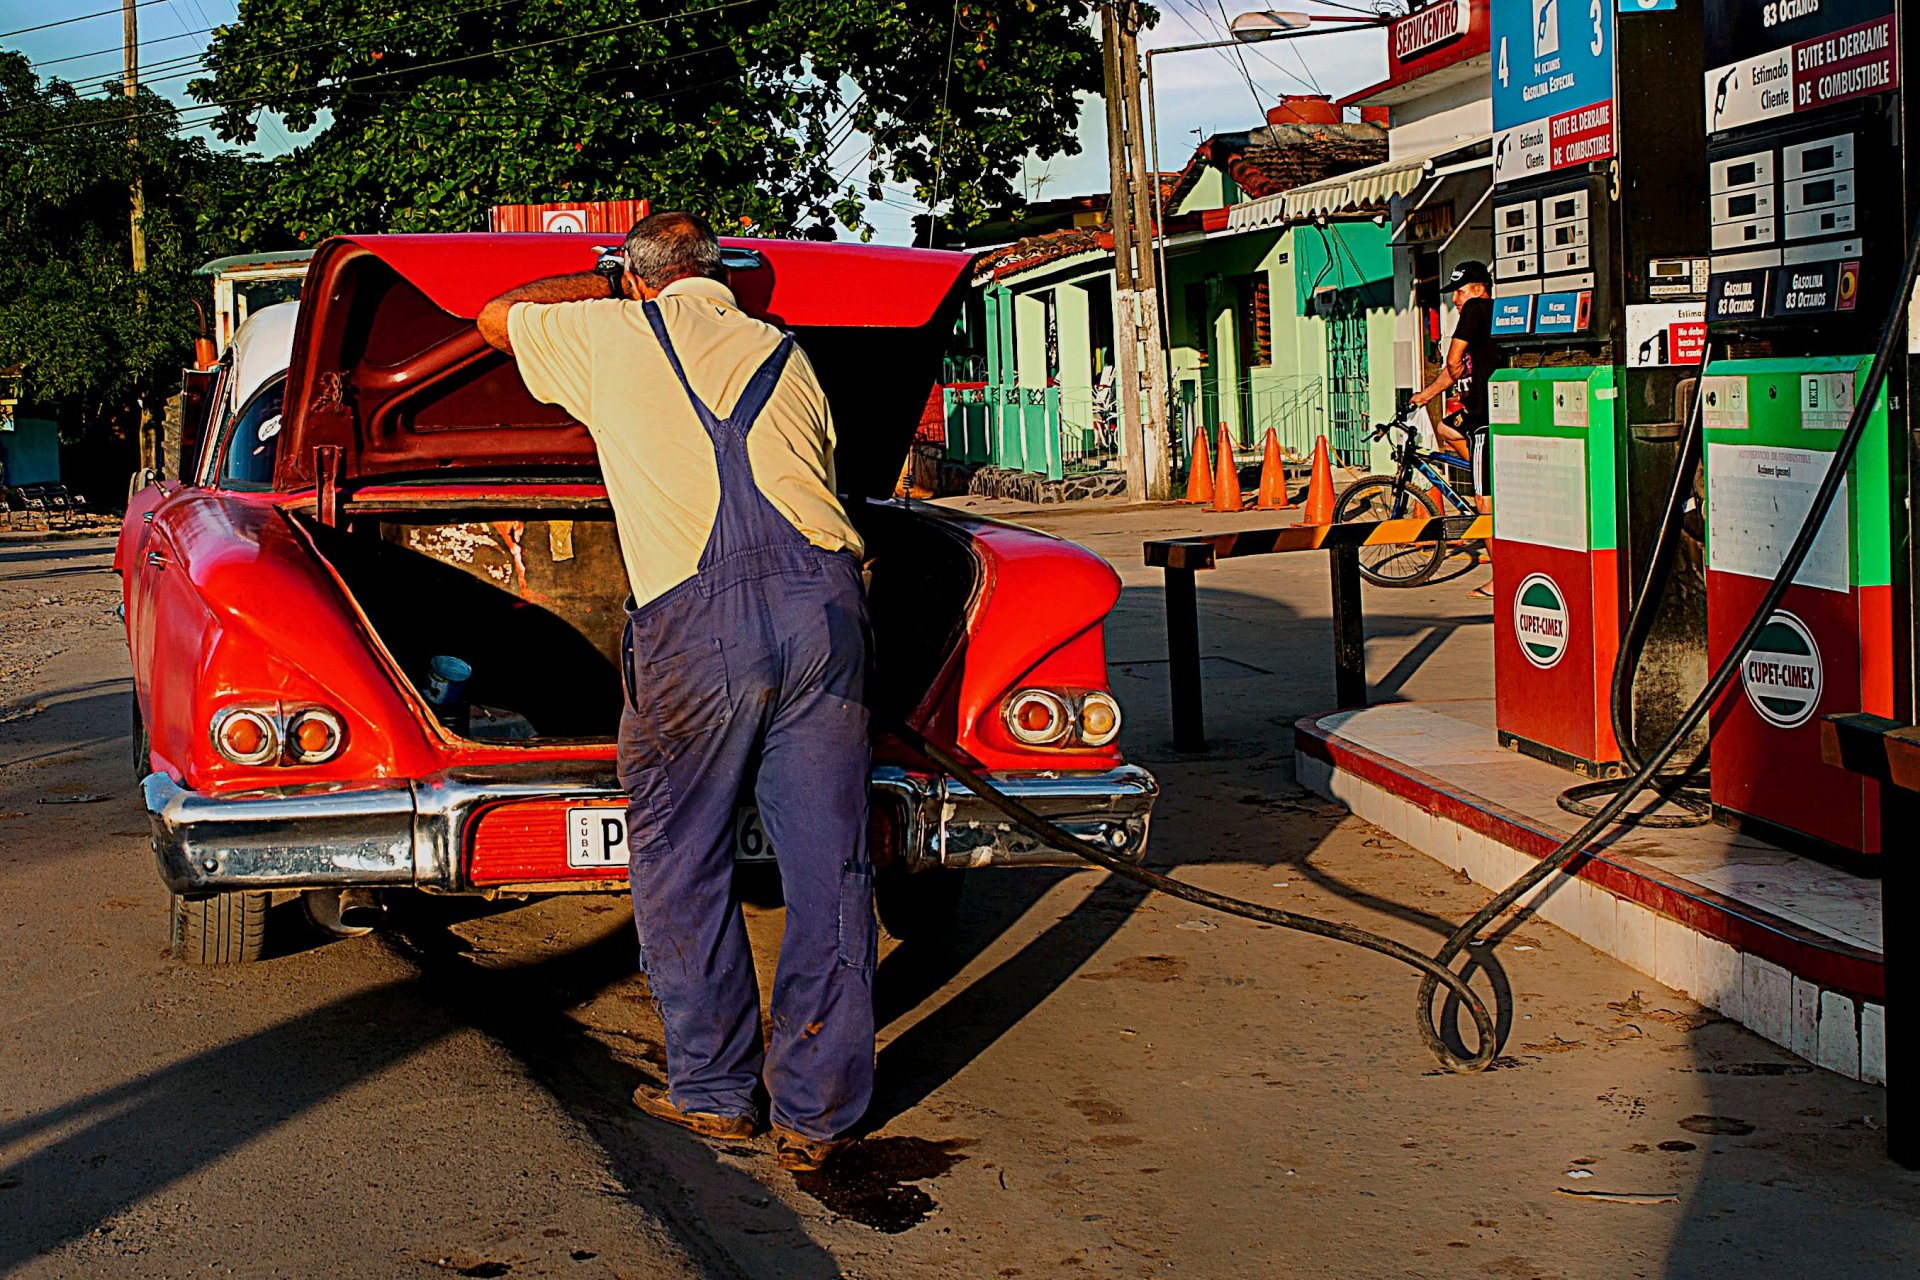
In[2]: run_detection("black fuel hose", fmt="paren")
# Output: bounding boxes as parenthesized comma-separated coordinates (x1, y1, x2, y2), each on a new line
(891, 723, 1501, 1070)
(1557, 336, 1716, 827)
(1416, 209, 1920, 1067)
(894, 210, 1920, 1074)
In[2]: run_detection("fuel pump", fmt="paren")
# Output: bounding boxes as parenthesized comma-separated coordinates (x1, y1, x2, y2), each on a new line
(1485, 0, 1709, 776)
(1698, 0, 1908, 856)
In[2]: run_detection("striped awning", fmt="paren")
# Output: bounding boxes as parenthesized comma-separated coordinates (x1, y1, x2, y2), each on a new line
(1221, 137, 1491, 230)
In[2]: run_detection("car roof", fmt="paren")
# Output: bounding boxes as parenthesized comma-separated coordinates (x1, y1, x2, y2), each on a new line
(230, 300, 298, 409)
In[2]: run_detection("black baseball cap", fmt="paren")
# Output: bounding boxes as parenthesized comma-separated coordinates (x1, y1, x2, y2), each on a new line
(1445, 260, 1492, 290)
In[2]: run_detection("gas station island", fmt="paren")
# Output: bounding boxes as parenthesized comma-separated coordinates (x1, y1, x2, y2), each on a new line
(1300, 0, 1915, 1160)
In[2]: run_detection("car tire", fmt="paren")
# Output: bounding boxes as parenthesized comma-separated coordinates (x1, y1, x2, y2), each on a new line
(170, 891, 269, 965)
(874, 868, 967, 945)
(130, 691, 151, 784)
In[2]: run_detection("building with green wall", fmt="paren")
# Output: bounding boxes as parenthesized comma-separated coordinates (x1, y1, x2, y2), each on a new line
(956, 116, 1400, 482)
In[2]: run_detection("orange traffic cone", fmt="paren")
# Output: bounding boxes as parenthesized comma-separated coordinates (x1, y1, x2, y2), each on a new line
(1303, 434, 1336, 524)
(1254, 428, 1293, 510)
(1209, 424, 1243, 513)
(1181, 425, 1215, 504)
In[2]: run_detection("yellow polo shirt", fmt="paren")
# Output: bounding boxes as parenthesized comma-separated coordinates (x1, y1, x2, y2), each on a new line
(508, 277, 864, 607)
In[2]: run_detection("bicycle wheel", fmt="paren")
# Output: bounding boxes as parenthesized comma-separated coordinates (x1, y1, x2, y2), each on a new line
(1333, 477, 1445, 587)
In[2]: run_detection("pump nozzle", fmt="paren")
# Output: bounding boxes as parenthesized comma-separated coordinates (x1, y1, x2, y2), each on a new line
(1712, 68, 1738, 127)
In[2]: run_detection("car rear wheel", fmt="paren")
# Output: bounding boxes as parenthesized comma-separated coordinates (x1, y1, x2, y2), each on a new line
(874, 868, 967, 945)
(170, 891, 269, 965)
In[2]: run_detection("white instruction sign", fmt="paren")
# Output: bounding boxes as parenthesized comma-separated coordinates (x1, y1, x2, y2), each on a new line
(1493, 434, 1589, 552)
(1800, 373, 1855, 431)
(1489, 380, 1522, 425)
(1552, 382, 1589, 428)
(1625, 302, 1707, 368)
(1705, 443, 1849, 593)
(1701, 376, 1749, 429)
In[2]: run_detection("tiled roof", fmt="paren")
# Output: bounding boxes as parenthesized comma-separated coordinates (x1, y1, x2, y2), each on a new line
(1165, 122, 1388, 210)
(972, 226, 1115, 282)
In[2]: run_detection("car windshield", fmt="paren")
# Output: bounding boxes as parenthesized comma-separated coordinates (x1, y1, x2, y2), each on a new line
(219, 376, 286, 491)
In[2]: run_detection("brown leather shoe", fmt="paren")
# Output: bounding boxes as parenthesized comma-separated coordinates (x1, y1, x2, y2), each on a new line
(772, 1124, 851, 1173)
(631, 1087, 755, 1140)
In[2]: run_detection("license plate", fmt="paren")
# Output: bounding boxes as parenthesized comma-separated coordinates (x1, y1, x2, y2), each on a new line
(566, 805, 777, 869)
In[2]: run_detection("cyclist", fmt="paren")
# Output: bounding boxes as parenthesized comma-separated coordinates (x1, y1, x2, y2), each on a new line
(1411, 260, 1498, 594)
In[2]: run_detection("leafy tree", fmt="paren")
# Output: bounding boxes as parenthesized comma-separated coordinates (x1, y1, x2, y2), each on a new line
(192, 0, 1105, 241)
(0, 52, 269, 500)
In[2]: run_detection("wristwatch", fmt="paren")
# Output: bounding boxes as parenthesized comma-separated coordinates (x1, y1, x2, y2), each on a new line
(592, 247, 625, 298)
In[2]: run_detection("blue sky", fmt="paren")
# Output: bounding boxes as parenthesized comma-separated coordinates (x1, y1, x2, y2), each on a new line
(2, 0, 1391, 245)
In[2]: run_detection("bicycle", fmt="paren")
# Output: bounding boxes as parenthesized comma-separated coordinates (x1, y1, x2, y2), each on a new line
(1332, 405, 1484, 587)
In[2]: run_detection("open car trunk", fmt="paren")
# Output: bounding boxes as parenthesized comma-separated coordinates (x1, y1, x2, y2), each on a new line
(296, 498, 976, 743)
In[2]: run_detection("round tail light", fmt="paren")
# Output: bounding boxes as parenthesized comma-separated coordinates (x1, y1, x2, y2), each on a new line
(286, 708, 346, 764)
(1003, 689, 1071, 746)
(211, 707, 279, 766)
(1076, 692, 1122, 747)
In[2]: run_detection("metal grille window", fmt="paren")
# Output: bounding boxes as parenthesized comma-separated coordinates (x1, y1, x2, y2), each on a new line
(1325, 295, 1370, 467)
(1236, 276, 1272, 369)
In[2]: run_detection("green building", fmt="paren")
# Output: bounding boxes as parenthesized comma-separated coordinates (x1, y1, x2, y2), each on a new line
(949, 112, 1399, 484)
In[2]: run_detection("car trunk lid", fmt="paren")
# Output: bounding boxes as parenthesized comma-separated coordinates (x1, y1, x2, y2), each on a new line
(275, 233, 974, 500)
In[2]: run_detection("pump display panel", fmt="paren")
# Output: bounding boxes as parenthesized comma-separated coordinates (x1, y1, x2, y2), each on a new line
(1491, 177, 1604, 336)
(1702, 0, 1899, 326)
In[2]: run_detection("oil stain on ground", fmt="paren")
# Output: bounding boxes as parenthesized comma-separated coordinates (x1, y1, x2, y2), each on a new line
(793, 1136, 971, 1234)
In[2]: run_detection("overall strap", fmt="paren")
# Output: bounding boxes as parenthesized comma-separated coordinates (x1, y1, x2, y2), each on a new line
(724, 336, 796, 433)
(641, 299, 718, 429)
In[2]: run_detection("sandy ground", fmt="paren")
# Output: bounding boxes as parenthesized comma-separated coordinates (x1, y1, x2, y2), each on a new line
(1, 512, 1916, 1279)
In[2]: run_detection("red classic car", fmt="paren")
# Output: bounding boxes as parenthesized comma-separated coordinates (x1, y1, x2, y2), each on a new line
(120, 234, 1156, 963)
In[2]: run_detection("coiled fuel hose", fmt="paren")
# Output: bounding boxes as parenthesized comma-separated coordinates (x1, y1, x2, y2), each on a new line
(1557, 335, 1716, 828)
(898, 210, 1920, 1073)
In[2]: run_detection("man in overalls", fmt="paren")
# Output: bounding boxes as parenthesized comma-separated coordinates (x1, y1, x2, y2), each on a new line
(477, 212, 874, 1172)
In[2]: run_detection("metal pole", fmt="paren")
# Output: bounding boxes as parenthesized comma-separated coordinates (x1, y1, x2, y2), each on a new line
(1164, 567, 1206, 751)
(1330, 543, 1367, 707)
(1146, 52, 1179, 470)
(1889, 782, 1920, 1167)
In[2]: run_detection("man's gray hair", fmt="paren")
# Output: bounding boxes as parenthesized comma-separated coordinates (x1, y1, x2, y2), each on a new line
(622, 211, 726, 288)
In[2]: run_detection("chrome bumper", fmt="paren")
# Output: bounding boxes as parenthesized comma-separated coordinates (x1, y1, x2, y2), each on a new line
(145, 762, 1157, 894)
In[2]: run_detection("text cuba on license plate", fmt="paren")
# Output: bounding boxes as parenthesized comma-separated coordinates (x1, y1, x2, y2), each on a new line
(566, 805, 775, 869)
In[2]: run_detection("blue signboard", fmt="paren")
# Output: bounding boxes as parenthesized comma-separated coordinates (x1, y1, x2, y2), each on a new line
(1491, 295, 1535, 335)
(1532, 290, 1591, 334)
(1491, 0, 1617, 183)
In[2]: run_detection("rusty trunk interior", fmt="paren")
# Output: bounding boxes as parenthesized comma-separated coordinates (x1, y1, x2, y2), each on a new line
(296, 499, 977, 743)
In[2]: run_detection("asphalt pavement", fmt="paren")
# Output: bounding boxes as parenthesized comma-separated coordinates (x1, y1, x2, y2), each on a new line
(2, 518, 1917, 1279)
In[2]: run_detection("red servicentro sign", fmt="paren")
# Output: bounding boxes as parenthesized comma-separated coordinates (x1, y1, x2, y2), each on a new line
(1393, 0, 1462, 63)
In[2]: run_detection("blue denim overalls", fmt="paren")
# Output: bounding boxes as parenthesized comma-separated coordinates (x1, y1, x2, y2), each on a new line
(617, 300, 874, 1141)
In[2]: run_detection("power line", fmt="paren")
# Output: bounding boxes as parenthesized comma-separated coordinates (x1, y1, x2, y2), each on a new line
(22, 0, 541, 98)
(109, 0, 543, 92)
(5, 32, 749, 143)
(29, 26, 213, 71)
(0, 0, 171, 41)
(925, 0, 959, 247)
(3, 0, 753, 139)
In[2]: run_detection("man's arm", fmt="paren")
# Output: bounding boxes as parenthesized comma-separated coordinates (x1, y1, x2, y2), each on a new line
(477, 273, 613, 354)
(1412, 337, 1470, 407)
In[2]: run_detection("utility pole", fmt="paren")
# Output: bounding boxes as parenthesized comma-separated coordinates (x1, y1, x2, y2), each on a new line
(1100, 1, 1174, 501)
(123, 0, 145, 276)
(125, 0, 154, 474)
